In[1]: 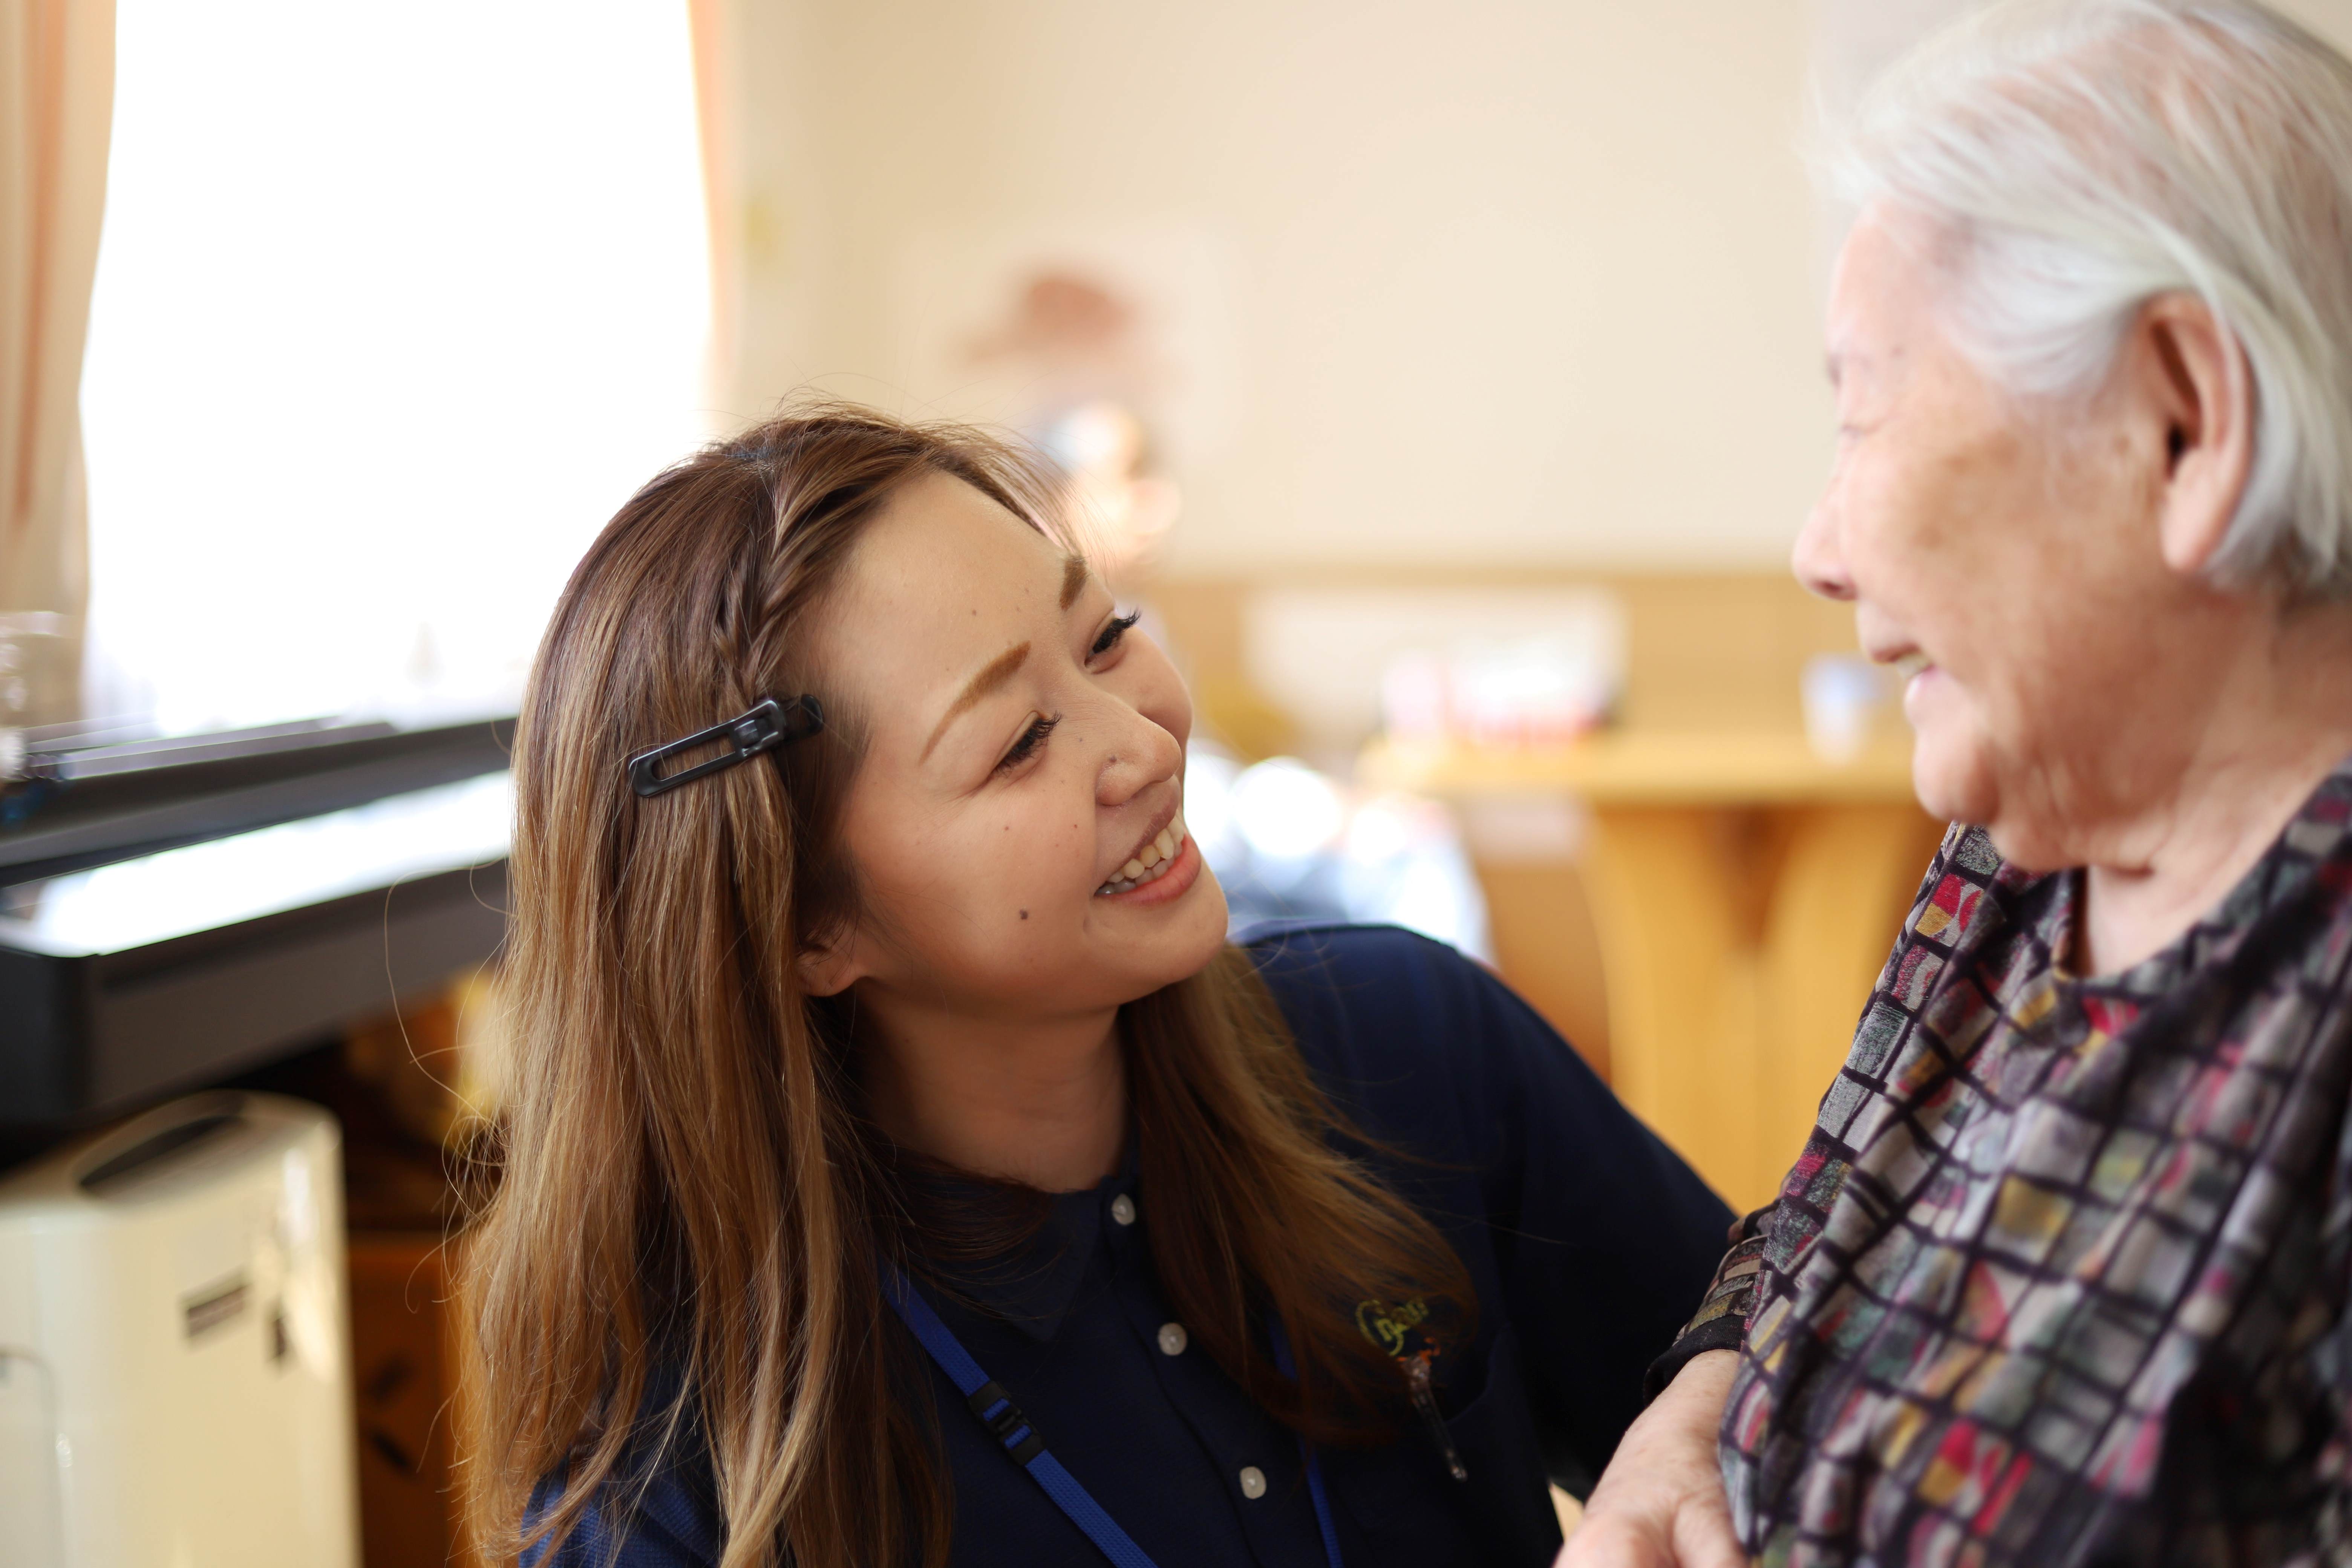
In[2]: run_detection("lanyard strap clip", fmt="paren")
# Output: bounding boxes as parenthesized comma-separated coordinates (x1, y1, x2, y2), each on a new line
(882, 1263, 1162, 1568)
(967, 1380, 1047, 1464)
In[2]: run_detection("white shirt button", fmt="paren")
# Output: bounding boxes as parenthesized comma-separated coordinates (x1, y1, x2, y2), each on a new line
(1157, 1322, 1188, 1357)
(1238, 1465, 1268, 1499)
(1110, 1194, 1137, 1226)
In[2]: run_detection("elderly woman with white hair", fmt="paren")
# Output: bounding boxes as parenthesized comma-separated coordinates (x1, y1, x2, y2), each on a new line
(1566, 2, 2352, 1565)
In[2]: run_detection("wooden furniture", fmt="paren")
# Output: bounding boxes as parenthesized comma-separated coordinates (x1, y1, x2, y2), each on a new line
(349, 1234, 479, 1568)
(1364, 731, 1945, 1211)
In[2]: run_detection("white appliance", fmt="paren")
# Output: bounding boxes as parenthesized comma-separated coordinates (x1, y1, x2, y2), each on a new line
(0, 1093, 358, 1567)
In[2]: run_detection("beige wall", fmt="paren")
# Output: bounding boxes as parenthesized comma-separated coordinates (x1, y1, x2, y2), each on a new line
(716, 0, 2352, 578)
(721, 0, 1828, 573)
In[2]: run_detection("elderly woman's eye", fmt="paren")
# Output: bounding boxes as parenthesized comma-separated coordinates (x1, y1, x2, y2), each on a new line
(997, 714, 1060, 773)
(1090, 610, 1141, 658)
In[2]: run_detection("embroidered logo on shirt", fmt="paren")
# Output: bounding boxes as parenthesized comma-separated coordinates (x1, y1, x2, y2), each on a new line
(1355, 1296, 1468, 1481)
(1355, 1296, 1436, 1358)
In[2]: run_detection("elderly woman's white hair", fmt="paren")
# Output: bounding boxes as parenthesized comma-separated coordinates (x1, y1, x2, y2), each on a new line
(1830, 0, 2352, 593)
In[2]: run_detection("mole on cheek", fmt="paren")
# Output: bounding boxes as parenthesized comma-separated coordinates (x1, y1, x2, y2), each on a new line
(1019, 910, 1029, 920)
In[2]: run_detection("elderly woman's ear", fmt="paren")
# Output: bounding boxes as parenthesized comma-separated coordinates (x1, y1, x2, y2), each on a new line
(2127, 294, 2257, 580)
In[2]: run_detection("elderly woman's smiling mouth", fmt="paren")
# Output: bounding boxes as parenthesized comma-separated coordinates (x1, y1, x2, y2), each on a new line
(1865, 640, 1936, 706)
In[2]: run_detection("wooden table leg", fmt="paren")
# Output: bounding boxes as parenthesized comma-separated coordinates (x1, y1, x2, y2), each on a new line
(1580, 807, 1771, 1207)
(1580, 802, 1942, 1210)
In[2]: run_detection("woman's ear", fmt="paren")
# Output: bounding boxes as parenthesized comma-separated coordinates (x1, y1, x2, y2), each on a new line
(2138, 293, 2256, 579)
(796, 923, 868, 998)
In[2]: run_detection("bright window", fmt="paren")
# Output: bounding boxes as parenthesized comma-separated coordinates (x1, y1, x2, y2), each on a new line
(80, 0, 712, 733)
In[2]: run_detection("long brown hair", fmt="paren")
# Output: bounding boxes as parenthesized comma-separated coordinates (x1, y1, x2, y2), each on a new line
(461, 404, 1472, 1568)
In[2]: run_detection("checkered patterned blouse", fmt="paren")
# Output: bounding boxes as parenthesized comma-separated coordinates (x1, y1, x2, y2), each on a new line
(1669, 760, 2352, 1566)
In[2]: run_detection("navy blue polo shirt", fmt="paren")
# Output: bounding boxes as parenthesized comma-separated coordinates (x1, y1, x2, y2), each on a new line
(526, 923, 1733, 1567)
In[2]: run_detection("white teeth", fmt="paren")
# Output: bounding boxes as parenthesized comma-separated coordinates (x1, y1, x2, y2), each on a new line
(1096, 813, 1191, 896)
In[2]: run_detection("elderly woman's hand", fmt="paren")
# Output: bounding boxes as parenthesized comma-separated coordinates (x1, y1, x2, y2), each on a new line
(1556, 1351, 1743, 1568)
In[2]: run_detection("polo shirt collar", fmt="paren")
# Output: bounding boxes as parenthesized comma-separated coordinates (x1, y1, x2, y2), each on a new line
(923, 1158, 1139, 1344)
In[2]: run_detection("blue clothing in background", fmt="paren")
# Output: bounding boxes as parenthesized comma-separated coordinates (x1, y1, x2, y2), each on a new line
(525, 923, 1733, 1567)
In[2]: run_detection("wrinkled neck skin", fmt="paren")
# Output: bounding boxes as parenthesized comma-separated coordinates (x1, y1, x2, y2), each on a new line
(2059, 595, 2352, 976)
(856, 987, 1128, 1194)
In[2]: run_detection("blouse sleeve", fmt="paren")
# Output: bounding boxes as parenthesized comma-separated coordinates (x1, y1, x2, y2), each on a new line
(1247, 923, 1738, 1481)
(1439, 944, 1741, 1478)
(1640, 1207, 1773, 1400)
(522, 1484, 717, 1568)
(522, 1404, 722, 1568)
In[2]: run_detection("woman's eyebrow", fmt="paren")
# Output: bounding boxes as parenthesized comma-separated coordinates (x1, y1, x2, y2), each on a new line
(1060, 553, 1089, 609)
(921, 640, 1032, 762)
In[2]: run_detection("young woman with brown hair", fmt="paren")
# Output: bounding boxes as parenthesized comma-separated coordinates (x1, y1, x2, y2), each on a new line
(463, 405, 1730, 1568)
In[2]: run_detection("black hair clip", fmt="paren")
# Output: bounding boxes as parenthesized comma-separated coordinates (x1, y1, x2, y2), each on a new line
(628, 696, 825, 798)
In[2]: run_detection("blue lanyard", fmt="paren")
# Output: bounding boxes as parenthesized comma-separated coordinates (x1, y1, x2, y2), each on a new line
(881, 1263, 1345, 1568)
(1267, 1316, 1348, 1568)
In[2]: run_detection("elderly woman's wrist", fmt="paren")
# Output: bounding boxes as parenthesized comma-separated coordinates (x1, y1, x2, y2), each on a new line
(1643, 1314, 1744, 1404)
(1662, 1348, 1737, 1407)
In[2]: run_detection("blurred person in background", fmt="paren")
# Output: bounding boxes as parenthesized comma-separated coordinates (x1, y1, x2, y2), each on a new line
(1567, 3, 2352, 1565)
(465, 406, 1730, 1568)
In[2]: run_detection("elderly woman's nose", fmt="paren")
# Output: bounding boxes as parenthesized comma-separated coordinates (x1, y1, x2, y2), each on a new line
(1792, 500, 1857, 602)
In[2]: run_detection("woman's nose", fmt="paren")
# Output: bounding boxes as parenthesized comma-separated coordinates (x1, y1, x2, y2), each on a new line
(1792, 496, 1857, 602)
(1096, 705, 1185, 805)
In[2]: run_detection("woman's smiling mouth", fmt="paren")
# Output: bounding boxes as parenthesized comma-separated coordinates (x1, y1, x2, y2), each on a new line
(1096, 812, 1189, 896)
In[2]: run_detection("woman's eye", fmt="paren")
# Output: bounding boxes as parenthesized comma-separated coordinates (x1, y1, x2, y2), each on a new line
(996, 714, 1060, 773)
(1090, 610, 1141, 658)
